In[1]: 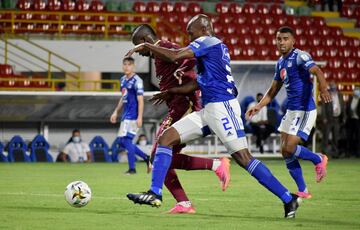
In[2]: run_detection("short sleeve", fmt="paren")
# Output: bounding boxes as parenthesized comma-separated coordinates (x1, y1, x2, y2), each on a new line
(63, 144, 71, 155)
(83, 143, 90, 152)
(135, 77, 144, 96)
(187, 36, 211, 57)
(273, 63, 281, 81)
(296, 50, 316, 71)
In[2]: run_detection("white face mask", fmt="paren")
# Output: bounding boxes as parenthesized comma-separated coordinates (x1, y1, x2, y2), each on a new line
(73, 136, 81, 143)
(354, 90, 360, 97)
(139, 140, 147, 146)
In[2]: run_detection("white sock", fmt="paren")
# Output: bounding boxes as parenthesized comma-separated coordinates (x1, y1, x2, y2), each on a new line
(212, 159, 221, 171)
(178, 201, 192, 208)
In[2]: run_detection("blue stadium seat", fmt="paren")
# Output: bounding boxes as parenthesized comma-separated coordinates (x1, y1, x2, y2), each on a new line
(0, 141, 8, 162)
(111, 137, 126, 162)
(89, 136, 112, 162)
(30, 135, 53, 162)
(7, 135, 30, 162)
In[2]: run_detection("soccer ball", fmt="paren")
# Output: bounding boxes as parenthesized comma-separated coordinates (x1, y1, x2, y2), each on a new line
(64, 181, 92, 208)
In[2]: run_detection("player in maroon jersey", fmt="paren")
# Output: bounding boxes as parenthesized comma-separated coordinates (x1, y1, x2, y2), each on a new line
(130, 24, 230, 214)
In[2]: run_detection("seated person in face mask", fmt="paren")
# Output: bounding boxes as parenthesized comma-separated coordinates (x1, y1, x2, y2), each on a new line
(136, 134, 148, 147)
(58, 129, 92, 163)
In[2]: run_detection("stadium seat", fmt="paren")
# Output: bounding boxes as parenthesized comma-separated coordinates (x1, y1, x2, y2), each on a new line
(133, 1, 146, 13)
(336, 36, 349, 47)
(174, 2, 187, 13)
(89, 136, 111, 162)
(159, 2, 173, 13)
(146, 2, 160, 13)
(29, 135, 53, 162)
(187, 2, 202, 14)
(111, 137, 126, 162)
(7, 135, 30, 162)
(256, 4, 270, 14)
(243, 3, 256, 14)
(215, 2, 229, 14)
(229, 3, 242, 15)
(269, 4, 284, 15)
(0, 141, 7, 162)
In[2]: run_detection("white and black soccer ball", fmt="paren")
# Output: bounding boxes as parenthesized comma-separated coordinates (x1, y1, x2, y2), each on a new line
(64, 181, 92, 208)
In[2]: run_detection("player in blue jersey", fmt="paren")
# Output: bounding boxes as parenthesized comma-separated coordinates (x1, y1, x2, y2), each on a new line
(110, 57, 149, 175)
(246, 26, 332, 199)
(125, 15, 301, 218)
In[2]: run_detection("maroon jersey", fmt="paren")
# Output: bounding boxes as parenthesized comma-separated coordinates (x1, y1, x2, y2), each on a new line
(155, 40, 201, 121)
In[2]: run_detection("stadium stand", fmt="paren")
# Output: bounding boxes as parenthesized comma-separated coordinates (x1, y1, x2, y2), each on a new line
(7, 135, 30, 162)
(29, 134, 53, 162)
(89, 136, 112, 162)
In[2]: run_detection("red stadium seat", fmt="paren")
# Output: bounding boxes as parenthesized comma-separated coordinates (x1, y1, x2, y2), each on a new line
(342, 58, 357, 69)
(174, 2, 187, 13)
(146, 2, 160, 13)
(235, 24, 251, 35)
(227, 35, 240, 45)
(239, 34, 253, 46)
(247, 14, 260, 25)
(222, 24, 236, 35)
(295, 27, 305, 36)
(253, 34, 267, 46)
(256, 45, 272, 60)
(308, 36, 322, 46)
(298, 36, 308, 47)
(304, 27, 317, 36)
(323, 36, 336, 47)
(339, 47, 353, 58)
(329, 26, 343, 36)
(229, 3, 242, 15)
(243, 3, 256, 15)
(265, 25, 278, 36)
(269, 4, 284, 15)
(317, 27, 331, 36)
(259, 15, 274, 25)
(187, 2, 202, 14)
(310, 45, 326, 59)
(233, 14, 247, 25)
(257, 4, 270, 14)
(133, 2, 146, 13)
(336, 36, 348, 47)
(341, 5, 354, 18)
(213, 23, 223, 35)
(160, 2, 173, 13)
(251, 25, 264, 35)
(242, 45, 258, 60)
(219, 15, 233, 24)
(347, 37, 360, 48)
(325, 47, 339, 58)
(312, 17, 326, 28)
(326, 58, 341, 69)
(287, 15, 301, 27)
(299, 16, 312, 27)
(215, 2, 229, 14)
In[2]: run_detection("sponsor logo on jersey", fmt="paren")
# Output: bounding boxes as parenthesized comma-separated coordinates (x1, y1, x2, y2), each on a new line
(280, 68, 287, 80)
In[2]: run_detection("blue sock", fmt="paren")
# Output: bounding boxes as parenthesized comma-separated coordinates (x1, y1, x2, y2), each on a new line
(294, 145, 322, 165)
(134, 145, 149, 160)
(121, 137, 136, 170)
(247, 159, 292, 203)
(285, 155, 307, 192)
(150, 145, 173, 196)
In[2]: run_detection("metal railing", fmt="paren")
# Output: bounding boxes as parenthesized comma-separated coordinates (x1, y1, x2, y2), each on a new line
(0, 10, 157, 40)
(0, 77, 120, 92)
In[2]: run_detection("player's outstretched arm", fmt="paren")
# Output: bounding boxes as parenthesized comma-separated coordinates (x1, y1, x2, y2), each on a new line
(245, 80, 282, 120)
(137, 95, 144, 128)
(149, 80, 199, 105)
(309, 65, 332, 103)
(125, 42, 194, 63)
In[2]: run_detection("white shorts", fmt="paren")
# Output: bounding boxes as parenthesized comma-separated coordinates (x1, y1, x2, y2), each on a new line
(118, 119, 139, 138)
(172, 98, 248, 154)
(278, 109, 317, 141)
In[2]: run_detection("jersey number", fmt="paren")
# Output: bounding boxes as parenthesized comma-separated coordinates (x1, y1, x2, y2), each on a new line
(221, 118, 232, 131)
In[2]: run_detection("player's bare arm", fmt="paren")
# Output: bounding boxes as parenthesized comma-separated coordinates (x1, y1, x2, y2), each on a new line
(174, 58, 197, 84)
(126, 43, 195, 63)
(309, 65, 332, 103)
(149, 80, 199, 105)
(110, 98, 123, 123)
(137, 95, 144, 128)
(245, 80, 283, 120)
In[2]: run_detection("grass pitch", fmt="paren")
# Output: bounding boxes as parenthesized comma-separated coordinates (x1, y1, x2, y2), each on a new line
(0, 159, 359, 230)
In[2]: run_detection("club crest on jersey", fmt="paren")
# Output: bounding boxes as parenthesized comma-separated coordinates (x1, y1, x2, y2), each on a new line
(287, 61, 292, 68)
(121, 88, 128, 97)
(280, 68, 287, 80)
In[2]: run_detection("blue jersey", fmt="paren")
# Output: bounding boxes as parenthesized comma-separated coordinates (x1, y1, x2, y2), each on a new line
(274, 48, 316, 111)
(120, 74, 144, 120)
(187, 36, 237, 106)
